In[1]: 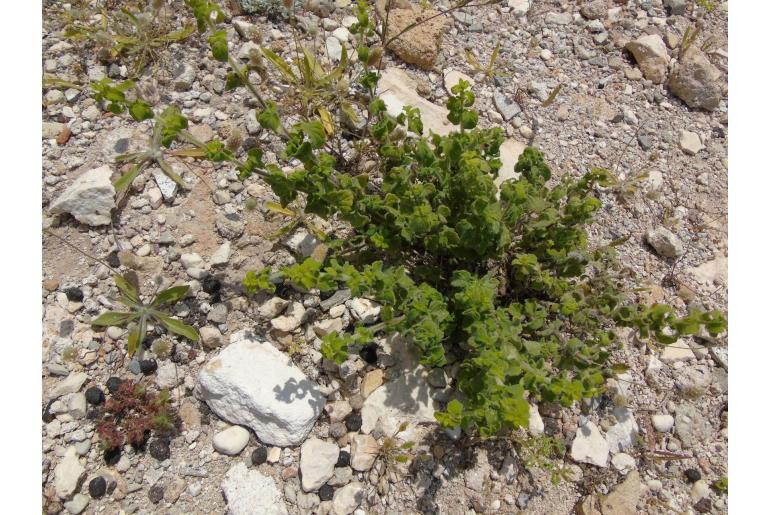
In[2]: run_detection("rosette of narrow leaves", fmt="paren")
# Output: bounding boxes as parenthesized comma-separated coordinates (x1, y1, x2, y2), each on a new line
(91, 275, 198, 356)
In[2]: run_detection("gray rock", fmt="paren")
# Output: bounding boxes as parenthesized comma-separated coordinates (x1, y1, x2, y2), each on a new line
(664, 0, 687, 15)
(300, 438, 339, 492)
(259, 297, 291, 319)
(626, 35, 670, 84)
(320, 289, 351, 311)
(200, 326, 223, 350)
(675, 403, 713, 448)
(580, 0, 608, 20)
(221, 462, 288, 515)
(669, 47, 722, 111)
(570, 421, 609, 467)
(152, 169, 178, 200)
(605, 407, 639, 454)
(493, 92, 522, 121)
(285, 229, 320, 257)
(173, 62, 197, 91)
(332, 482, 365, 515)
(216, 214, 245, 239)
(651, 414, 674, 432)
(271, 302, 305, 332)
(54, 446, 86, 499)
(63, 493, 89, 514)
(679, 129, 704, 155)
(646, 227, 684, 258)
(326, 36, 342, 62)
(350, 434, 379, 471)
(50, 372, 88, 399)
(545, 12, 572, 25)
(155, 362, 180, 389)
(49, 165, 115, 226)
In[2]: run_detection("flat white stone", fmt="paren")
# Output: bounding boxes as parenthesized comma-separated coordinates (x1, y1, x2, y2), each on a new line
(221, 462, 288, 515)
(49, 165, 115, 226)
(571, 421, 609, 467)
(300, 438, 339, 492)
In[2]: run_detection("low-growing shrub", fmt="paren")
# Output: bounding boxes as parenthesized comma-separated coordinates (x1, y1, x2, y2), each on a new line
(86, 0, 726, 439)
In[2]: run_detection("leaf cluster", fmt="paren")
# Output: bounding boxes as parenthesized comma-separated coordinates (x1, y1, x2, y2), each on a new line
(91, 274, 198, 356)
(96, 379, 174, 450)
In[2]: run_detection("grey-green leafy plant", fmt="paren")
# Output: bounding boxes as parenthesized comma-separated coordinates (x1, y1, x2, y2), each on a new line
(63, 1, 195, 77)
(91, 274, 198, 356)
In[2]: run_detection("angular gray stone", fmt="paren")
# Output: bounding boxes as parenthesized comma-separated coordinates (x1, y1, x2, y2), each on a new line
(54, 446, 86, 499)
(198, 331, 325, 446)
(300, 438, 339, 492)
(332, 482, 365, 515)
(493, 92, 522, 121)
(646, 227, 684, 258)
(671, 45, 721, 107)
(49, 165, 115, 226)
(675, 403, 713, 448)
(570, 421, 609, 467)
(626, 35, 670, 84)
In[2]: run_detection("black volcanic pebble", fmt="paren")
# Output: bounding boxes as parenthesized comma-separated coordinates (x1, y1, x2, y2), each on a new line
(684, 468, 702, 483)
(104, 447, 121, 465)
(318, 484, 334, 501)
(106, 252, 121, 268)
(359, 343, 378, 364)
(202, 276, 222, 295)
(148, 485, 164, 504)
(149, 439, 171, 461)
(251, 447, 268, 466)
(345, 412, 362, 432)
(336, 450, 350, 467)
(139, 359, 158, 375)
(88, 476, 107, 499)
(85, 386, 105, 405)
(106, 376, 122, 393)
(64, 287, 84, 302)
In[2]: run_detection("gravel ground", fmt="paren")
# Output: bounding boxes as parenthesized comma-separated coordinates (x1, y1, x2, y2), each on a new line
(41, 1, 728, 514)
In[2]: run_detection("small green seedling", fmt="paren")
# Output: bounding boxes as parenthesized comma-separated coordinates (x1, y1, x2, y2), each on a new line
(465, 41, 509, 82)
(711, 476, 728, 494)
(91, 274, 198, 356)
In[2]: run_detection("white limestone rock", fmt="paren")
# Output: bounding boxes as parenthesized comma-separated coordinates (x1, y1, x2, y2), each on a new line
(198, 331, 325, 446)
(49, 165, 115, 226)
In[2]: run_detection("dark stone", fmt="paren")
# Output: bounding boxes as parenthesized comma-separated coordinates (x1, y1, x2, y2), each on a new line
(85, 386, 105, 405)
(148, 484, 164, 504)
(106, 376, 123, 393)
(684, 468, 702, 482)
(139, 359, 158, 375)
(59, 319, 74, 337)
(345, 412, 362, 432)
(242, 137, 258, 151)
(149, 439, 171, 461)
(114, 138, 130, 153)
(336, 450, 350, 468)
(64, 287, 84, 302)
(104, 447, 121, 465)
(359, 343, 378, 365)
(202, 276, 222, 295)
(106, 251, 121, 268)
(318, 484, 334, 501)
(88, 476, 107, 499)
(251, 446, 268, 466)
(517, 492, 530, 509)
(42, 400, 56, 423)
(693, 498, 712, 513)
(638, 134, 654, 150)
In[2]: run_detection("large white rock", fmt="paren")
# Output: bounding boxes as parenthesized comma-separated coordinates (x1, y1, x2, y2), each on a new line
(198, 331, 325, 446)
(360, 367, 439, 436)
(49, 165, 115, 226)
(300, 437, 339, 492)
(54, 446, 85, 499)
(571, 421, 610, 467)
(221, 462, 288, 515)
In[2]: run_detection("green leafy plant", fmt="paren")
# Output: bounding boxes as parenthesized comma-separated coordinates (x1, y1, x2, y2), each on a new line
(465, 41, 509, 82)
(90, 0, 726, 441)
(512, 432, 571, 485)
(237, 78, 726, 437)
(63, 1, 194, 76)
(96, 379, 174, 450)
(91, 274, 198, 356)
(711, 475, 728, 494)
